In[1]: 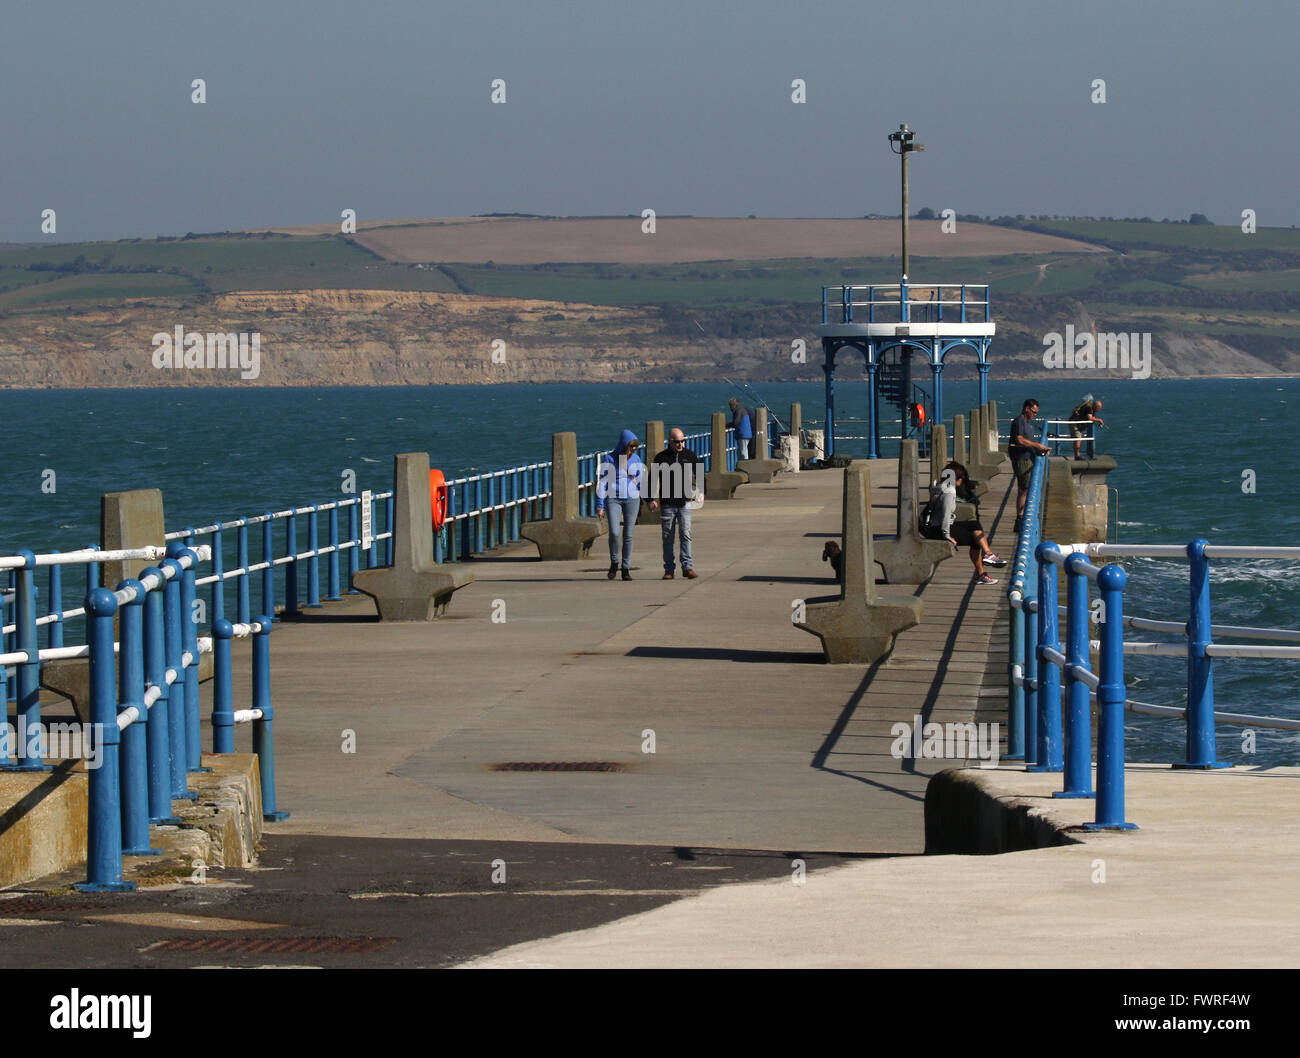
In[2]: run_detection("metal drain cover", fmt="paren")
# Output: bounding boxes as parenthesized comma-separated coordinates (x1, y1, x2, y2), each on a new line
(490, 761, 626, 772)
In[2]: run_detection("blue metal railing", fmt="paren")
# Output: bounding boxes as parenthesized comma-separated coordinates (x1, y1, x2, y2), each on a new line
(1008, 460, 1300, 829)
(1045, 418, 1097, 459)
(432, 428, 730, 562)
(0, 544, 286, 890)
(821, 283, 992, 326)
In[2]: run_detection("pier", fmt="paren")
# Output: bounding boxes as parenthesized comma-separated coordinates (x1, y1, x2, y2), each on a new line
(2, 414, 1300, 969)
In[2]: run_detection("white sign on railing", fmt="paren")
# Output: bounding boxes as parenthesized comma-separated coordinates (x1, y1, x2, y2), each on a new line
(360, 490, 374, 551)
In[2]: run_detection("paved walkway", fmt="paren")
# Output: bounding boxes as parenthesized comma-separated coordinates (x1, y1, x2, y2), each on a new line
(254, 459, 1014, 854)
(461, 764, 1300, 968)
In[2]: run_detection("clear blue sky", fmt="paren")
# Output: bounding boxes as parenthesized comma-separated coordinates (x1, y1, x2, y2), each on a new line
(4, 0, 1297, 242)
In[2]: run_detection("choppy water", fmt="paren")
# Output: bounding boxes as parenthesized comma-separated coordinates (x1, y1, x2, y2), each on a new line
(0, 377, 1294, 765)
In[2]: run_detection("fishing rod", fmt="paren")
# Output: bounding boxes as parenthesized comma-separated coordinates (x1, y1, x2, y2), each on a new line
(690, 318, 790, 434)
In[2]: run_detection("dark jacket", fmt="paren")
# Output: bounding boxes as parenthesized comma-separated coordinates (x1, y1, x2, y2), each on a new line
(651, 447, 702, 508)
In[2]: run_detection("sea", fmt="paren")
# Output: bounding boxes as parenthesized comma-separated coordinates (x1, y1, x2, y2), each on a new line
(1, 377, 1296, 767)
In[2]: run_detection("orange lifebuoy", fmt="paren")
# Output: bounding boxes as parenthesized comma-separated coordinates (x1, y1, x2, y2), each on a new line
(429, 469, 448, 531)
(910, 403, 926, 427)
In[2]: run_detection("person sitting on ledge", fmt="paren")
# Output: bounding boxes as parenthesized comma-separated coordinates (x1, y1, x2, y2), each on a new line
(923, 461, 1007, 585)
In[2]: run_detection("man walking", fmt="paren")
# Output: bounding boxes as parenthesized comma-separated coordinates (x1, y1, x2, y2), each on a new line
(648, 427, 702, 580)
(1008, 397, 1050, 532)
(728, 398, 753, 461)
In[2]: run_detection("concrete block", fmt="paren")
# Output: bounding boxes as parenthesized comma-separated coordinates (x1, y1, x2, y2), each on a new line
(521, 432, 606, 559)
(790, 403, 818, 464)
(874, 439, 953, 585)
(637, 421, 666, 525)
(795, 464, 923, 663)
(704, 412, 747, 499)
(0, 765, 88, 888)
(41, 488, 214, 722)
(736, 407, 785, 482)
(354, 452, 474, 618)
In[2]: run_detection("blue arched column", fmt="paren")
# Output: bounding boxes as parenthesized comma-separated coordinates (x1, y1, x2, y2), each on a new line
(865, 355, 879, 459)
(822, 344, 836, 458)
(931, 357, 944, 429)
(978, 359, 989, 405)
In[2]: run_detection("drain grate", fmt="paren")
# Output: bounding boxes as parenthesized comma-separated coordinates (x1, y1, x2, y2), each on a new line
(0, 898, 91, 916)
(491, 761, 626, 772)
(147, 936, 396, 954)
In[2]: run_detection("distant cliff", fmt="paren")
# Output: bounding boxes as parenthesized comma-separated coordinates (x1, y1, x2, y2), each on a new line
(0, 288, 1295, 388)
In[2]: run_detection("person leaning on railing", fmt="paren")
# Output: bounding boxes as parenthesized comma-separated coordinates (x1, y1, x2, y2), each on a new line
(1069, 396, 1104, 460)
(1008, 397, 1050, 533)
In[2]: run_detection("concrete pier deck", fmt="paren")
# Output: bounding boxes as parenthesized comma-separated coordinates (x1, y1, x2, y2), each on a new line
(11, 456, 1295, 969)
(262, 460, 1011, 854)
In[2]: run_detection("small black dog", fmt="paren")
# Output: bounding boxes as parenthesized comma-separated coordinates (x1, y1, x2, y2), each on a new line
(822, 540, 843, 582)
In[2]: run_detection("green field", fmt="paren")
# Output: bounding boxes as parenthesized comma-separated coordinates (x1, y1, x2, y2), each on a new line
(1014, 219, 1300, 254)
(1, 223, 1298, 367)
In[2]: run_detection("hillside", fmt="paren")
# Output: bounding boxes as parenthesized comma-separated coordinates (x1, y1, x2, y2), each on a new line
(0, 218, 1297, 386)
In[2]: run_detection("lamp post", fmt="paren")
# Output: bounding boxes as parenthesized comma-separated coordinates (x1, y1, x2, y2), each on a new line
(887, 123, 925, 283)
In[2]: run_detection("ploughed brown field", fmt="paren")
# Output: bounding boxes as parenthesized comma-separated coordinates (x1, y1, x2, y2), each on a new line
(258, 216, 1105, 264)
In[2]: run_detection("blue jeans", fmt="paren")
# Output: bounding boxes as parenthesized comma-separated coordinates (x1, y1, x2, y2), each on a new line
(606, 496, 640, 568)
(660, 505, 693, 573)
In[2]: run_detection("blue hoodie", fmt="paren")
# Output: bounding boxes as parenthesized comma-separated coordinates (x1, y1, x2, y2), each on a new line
(596, 429, 646, 511)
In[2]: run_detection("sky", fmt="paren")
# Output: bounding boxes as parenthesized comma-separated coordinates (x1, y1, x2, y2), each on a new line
(3, 0, 1298, 243)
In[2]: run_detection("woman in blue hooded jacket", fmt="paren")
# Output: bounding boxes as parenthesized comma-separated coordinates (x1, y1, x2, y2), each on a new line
(596, 429, 646, 580)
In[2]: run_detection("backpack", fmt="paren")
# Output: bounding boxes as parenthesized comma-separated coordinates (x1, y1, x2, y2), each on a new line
(920, 483, 945, 535)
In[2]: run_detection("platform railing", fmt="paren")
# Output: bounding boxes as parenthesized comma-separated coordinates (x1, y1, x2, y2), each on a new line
(821, 283, 991, 325)
(1045, 418, 1097, 459)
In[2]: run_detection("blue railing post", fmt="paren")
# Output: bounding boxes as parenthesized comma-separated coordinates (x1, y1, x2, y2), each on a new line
(474, 479, 484, 552)
(160, 557, 194, 802)
(1007, 602, 1025, 760)
(116, 579, 157, 855)
(11, 551, 49, 771)
(1031, 543, 1064, 772)
(306, 506, 322, 608)
(1180, 538, 1227, 769)
(236, 523, 251, 625)
(211, 526, 225, 623)
(367, 497, 379, 568)
(385, 495, 395, 566)
(1023, 598, 1039, 767)
(285, 511, 300, 616)
(142, 567, 179, 824)
(1087, 564, 1137, 830)
(1059, 553, 1095, 797)
(262, 513, 277, 621)
(327, 505, 341, 601)
(212, 618, 235, 754)
(251, 616, 289, 821)
(178, 547, 206, 774)
(76, 586, 133, 892)
(48, 555, 64, 649)
(346, 502, 361, 592)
